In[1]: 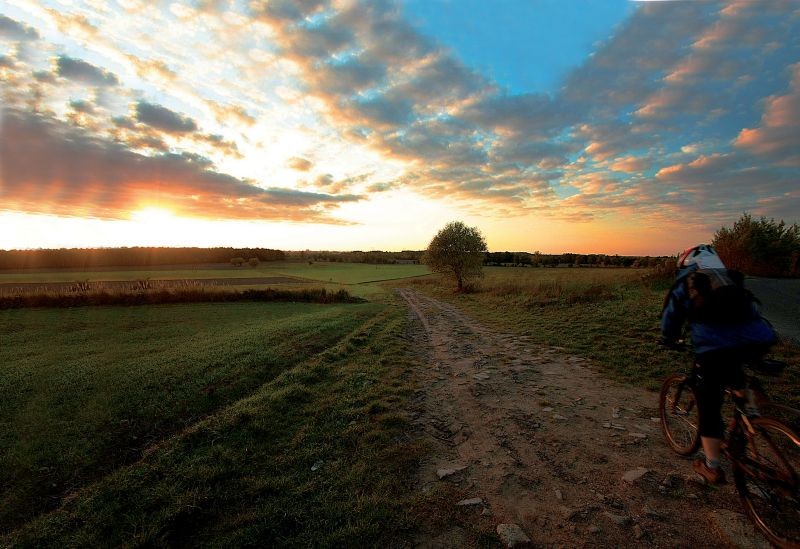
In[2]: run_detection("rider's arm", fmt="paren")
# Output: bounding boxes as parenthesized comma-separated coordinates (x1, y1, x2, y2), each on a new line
(661, 282, 688, 344)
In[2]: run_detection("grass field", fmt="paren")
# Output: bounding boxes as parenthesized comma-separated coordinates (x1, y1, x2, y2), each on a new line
(1, 300, 429, 544)
(0, 261, 430, 286)
(403, 267, 800, 407)
(4, 265, 797, 545)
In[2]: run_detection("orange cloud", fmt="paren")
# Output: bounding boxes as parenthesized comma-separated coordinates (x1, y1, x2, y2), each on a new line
(608, 155, 651, 173)
(1, 109, 360, 223)
(734, 63, 800, 166)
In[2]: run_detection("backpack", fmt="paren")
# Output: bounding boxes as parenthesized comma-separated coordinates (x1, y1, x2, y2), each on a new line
(684, 268, 755, 324)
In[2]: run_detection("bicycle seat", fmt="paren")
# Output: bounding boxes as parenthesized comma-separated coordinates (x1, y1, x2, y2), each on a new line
(745, 358, 787, 376)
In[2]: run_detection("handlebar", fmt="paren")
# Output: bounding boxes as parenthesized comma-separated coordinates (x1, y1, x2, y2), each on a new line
(658, 337, 787, 376)
(659, 337, 687, 351)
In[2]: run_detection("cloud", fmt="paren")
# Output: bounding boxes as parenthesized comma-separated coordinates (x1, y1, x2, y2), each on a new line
(199, 133, 241, 158)
(4, 0, 799, 233)
(126, 55, 177, 82)
(734, 63, 800, 166)
(656, 153, 733, 181)
(68, 99, 96, 114)
(0, 15, 40, 41)
(134, 100, 198, 133)
(577, 122, 658, 163)
(654, 152, 798, 219)
(0, 109, 361, 222)
(55, 55, 119, 86)
(608, 155, 652, 173)
(562, 1, 716, 110)
(206, 100, 256, 126)
(255, 0, 326, 24)
(367, 181, 393, 193)
(250, 1, 510, 202)
(304, 55, 387, 96)
(287, 157, 313, 171)
(462, 93, 569, 139)
(45, 9, 100, 41)
(274, 16, 353, 61)
(314, 173, 334, 187)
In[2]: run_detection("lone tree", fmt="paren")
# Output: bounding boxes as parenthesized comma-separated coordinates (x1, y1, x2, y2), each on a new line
(424, 221, 487, 291)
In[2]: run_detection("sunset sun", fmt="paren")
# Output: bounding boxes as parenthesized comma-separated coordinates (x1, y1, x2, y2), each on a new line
(131, 207, 177, 224)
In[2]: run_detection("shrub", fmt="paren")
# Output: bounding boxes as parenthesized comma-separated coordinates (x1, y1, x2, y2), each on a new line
(0, 287, 365, 309)
(713, 213, 800, 277)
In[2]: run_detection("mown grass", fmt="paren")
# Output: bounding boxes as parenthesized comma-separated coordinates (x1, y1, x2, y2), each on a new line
(0, 261, 430, 285)
(3, 303, 427, 547)
(0, 301, 385, 534)
(403, 267, 800, 408)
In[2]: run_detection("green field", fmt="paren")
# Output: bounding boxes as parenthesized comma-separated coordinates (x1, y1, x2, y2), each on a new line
(4, 265, 797, 545)
(0, 261, 429, 286)
(0, 300, 430, 545)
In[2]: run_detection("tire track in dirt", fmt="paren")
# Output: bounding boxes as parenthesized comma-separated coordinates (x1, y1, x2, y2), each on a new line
(398, 288, 768, 548)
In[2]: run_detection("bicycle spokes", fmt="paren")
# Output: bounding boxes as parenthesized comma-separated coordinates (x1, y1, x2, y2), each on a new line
(660, 374, 701, 456)
(735, 418, 800, 548)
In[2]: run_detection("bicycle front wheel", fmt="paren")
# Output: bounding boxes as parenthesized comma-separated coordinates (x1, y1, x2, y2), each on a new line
(734, 417, 800, 548)
(659, 374, 701, 456)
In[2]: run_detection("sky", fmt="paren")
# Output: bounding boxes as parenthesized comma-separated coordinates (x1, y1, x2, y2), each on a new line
(0, 0, 798, 255)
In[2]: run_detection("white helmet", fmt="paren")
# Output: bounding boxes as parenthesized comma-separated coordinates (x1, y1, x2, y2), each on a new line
(677, 244, 725, 269)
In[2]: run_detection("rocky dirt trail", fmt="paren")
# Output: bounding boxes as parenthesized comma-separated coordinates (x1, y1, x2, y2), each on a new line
(397, 288, 771, 549)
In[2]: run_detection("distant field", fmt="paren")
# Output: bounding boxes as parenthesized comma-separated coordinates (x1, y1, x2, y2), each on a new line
(0, 301, 385, 533)
(0, 261, 430, 286)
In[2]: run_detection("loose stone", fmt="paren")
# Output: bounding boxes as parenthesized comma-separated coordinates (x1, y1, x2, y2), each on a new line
(496, 523, 532, 548)
(603, 511, 632, 527)
(622, 467, 649, 484)
(456, 497, 483, 506)
(437, 465, 468, 479)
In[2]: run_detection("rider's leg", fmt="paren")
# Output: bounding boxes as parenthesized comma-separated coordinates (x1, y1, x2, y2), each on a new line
(694, 353, 726, 480)
(701, 436, 722, 463)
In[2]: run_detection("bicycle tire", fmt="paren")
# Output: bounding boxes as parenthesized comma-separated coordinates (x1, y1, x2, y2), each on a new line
(733, 417, 800, 549)
(659, 373, 701, 456)
(759, 403, 800, 434)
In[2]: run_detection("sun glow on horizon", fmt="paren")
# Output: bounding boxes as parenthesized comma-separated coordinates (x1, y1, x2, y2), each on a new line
(130, 207, 177, 224)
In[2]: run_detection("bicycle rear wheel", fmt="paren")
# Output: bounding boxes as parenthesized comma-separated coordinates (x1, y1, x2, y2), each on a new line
(760, 403, 800, 434)
(659, 374, 701, 456)
(734, 417, 800, 548)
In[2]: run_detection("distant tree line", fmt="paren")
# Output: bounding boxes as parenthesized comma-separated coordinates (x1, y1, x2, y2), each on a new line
(285, 250, 424, 264)
(0, 247, 285, 270)
(0, 246, 675, 271)
(484, 251, 670, 268)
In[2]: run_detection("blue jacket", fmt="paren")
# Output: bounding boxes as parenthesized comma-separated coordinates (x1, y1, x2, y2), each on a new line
(661, 268, 776, 355)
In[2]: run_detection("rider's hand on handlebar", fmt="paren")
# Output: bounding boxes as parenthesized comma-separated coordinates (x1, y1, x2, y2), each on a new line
(659, 337, 686, 351)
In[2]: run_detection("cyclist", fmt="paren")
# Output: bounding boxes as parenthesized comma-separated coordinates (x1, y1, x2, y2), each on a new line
(661, 244, 776, 484)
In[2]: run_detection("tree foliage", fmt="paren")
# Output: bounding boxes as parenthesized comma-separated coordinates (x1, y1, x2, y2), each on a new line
(424, 221, 487, 291)
(712, 213, 800, 277)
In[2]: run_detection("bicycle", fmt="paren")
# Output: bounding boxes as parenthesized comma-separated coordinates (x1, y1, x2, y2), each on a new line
(659, 355, 800, 548)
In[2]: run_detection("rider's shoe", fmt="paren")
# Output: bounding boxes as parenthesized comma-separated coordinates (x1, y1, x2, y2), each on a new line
(693, 458, 727, 485)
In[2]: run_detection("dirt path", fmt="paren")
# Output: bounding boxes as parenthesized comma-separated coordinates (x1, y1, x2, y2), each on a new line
(398, 289, 770, 548)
